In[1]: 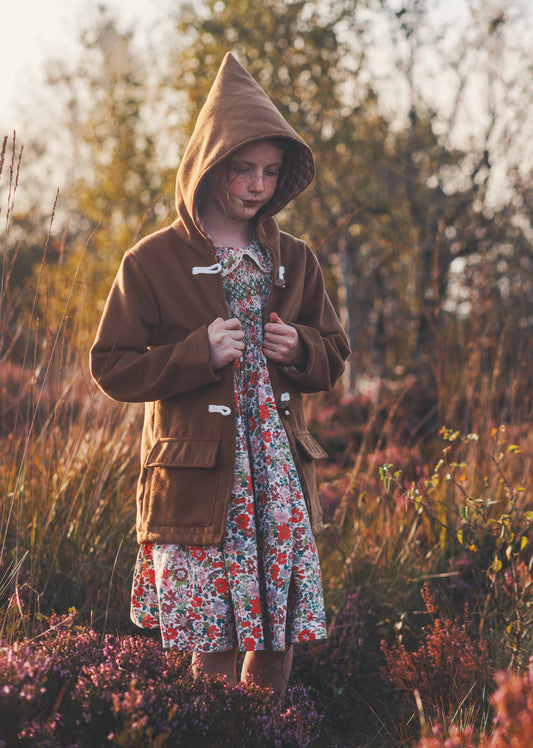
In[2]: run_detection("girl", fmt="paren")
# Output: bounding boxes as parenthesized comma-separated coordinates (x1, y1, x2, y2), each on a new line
(90, 52, 350, 695)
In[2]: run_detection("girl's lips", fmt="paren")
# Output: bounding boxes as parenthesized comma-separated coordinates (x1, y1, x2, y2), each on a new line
(242, 200, 261, 207)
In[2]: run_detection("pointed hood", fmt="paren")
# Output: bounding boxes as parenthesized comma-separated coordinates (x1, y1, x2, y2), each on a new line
(175, 52, 315, 240)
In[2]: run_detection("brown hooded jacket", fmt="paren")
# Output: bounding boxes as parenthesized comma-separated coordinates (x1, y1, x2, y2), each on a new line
(90, 53, 350, 545)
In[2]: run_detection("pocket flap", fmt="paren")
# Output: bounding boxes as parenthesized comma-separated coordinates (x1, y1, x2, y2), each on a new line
(293, 430, 328, 460)
(144, 438, 220, 469)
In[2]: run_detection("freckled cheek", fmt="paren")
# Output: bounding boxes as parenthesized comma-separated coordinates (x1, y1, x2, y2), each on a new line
(228, 176, 248, 199)
(260, 179, 277, 202)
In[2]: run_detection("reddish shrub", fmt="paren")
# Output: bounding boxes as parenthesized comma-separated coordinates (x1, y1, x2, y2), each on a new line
(380, 585, 493, 722)
(417, 657, 533, 747)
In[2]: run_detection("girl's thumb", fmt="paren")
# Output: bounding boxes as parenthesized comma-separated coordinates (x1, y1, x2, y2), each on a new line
(270, 312, 283, 324)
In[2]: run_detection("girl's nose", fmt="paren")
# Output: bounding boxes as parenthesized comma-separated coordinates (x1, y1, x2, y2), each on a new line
(249, 172, 264, 193)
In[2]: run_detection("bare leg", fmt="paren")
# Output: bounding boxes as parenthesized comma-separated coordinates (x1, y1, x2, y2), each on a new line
(241, 646, 293, 695)
(191, 648, 238, 684)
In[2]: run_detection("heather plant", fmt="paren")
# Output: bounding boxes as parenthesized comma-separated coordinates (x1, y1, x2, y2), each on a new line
(0, 611, 323, 747)
(417, 656, 533, 748)
(380, 584, 493, 725)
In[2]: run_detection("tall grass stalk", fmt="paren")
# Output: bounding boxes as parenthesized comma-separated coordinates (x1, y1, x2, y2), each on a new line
(1, 134, 141, 641)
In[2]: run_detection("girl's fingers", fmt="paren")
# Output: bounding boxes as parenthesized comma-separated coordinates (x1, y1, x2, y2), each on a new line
(263, 314, 305, 366)
(222, 317, 243, 331)
(208, 317, 244, 368)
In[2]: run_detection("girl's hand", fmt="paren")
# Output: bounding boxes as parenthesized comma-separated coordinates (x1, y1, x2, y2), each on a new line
(263, 312, 308, 369)
(208, 317, 244, 369)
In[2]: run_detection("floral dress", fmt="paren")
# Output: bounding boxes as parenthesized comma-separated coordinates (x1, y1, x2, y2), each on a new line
(130, 240, 327, 652)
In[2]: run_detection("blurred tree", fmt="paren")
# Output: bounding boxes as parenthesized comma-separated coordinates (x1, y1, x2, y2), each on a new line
(341, 0, 533, 413)
(18, 6, 179, 351)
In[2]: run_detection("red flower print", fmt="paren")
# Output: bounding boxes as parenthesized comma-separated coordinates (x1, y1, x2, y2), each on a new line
(252, 625, 262, 638)
(277, 523, 291, 541)
(291, 507, 304, 523)
(250, 597, 261, 615)
(207, 625, 220, 639)
(191, 596, 202, 607)
(298, 630, 316, 642)
(190, 547, 206, 562)
(270, 563, 280, 580)
(259, 403, 271, 419)
(214, 577, 229, 595)
(263, 430, 272, 443)
(147, 569, 156, 585)
(277, 552, 287, 565)
(236, 513, 250, 529)
(244, 637, 257, 650)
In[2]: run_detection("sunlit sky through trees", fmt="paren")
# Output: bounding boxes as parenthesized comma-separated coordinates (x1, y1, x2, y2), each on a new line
(2, 0, 520, 135)
(1, 0, 532, 203)
(0, 0, 173, 132)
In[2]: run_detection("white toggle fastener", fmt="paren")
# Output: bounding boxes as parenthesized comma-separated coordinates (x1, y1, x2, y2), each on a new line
(192, 263, 223, 275)
(208, 404, 231, 416)
(274, 265, 286, 288)
(280, 392, 290, 402)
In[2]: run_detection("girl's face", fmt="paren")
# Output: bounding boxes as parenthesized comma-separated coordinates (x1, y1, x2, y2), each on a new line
(205, 140, 284, 223)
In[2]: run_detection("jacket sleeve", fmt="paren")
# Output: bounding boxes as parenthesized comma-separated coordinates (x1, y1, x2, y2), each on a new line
(281, 247, 350, 393)
(90, 252, 220, 403)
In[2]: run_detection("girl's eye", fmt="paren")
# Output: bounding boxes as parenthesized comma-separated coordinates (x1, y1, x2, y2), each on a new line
(231, 167, 280, 179)
(232, 167, 252, 176)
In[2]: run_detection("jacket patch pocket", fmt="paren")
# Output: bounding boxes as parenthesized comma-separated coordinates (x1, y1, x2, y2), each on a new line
(293, 430, 328, 460)
(144, 438, 220, 527)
